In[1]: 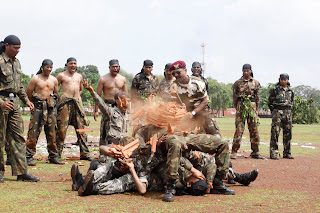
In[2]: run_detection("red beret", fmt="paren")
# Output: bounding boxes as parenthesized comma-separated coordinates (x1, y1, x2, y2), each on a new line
(169, 61, 186, 71)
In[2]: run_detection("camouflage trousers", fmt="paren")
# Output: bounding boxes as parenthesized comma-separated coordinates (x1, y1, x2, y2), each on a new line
(0, 98, 28, 176)
(56, 101, 90, 158)
(26, 105, 59, 159)
(232, 109, 260, 154)
(99, 99, 115, 146)
(165, 134, 229, 181)
(270, 109, 292, 157)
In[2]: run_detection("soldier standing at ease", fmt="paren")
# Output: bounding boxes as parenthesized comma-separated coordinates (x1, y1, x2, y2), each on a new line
(131, 60, 159, 108)
(0, 35, 39, 182)
(25, 59, 64, 166)
(55, 58, 92, 161)
(231, 64, 264, 159)
(268, 73, 294, 160)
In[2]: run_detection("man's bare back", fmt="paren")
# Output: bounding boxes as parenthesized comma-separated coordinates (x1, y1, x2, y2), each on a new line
(57, 71, 83, 98)
(97, 73, 127, 100)
(27, 74, 58, 101)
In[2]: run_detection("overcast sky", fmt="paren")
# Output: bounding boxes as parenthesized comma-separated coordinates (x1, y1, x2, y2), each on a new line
(2, 0, 319, 89)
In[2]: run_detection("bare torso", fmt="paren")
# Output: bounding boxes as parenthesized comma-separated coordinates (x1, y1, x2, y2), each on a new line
(98, 73, 127, 100)
(27, 74, 58, 101)
(57, 71, 83, 98)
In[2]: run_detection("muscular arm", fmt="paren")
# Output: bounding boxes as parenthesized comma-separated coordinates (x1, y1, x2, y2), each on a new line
(119, 158, 147, 194)
(26, 77, 37, 102)
(94, 78, 104, 113)
(53, 78, 59, 100)
(56, 73, 63, 86)
(79, 75, 83, 95)
(122, 78, 128, 92)
(193, 96, 208, 114)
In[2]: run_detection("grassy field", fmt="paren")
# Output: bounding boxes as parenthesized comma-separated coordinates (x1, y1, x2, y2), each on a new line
(0, 115, 319, 212)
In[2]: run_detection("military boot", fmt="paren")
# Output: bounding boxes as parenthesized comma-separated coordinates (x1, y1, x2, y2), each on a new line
(6, 154, 11, 165)
(283, 154, 294, 159)
(27, 157, 36, 166)
(88, 159, 102, 172)
(49, 157, 65, 165)
(163, 180, 176, 202)
(234, 169, 259, 186)
(211, 173, 235, 195)
(78, 170, 98, 196)
(71, 164, 85, 191)
(17, 173, 40, 182)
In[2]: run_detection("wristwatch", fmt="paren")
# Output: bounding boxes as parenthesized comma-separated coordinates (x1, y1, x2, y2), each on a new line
(191, 111, 196, 116)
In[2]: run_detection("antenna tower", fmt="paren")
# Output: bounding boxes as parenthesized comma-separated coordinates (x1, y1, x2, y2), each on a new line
(201, 43, 206, 75)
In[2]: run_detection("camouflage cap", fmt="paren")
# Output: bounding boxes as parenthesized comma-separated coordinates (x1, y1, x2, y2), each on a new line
(280, 73, 289, 79)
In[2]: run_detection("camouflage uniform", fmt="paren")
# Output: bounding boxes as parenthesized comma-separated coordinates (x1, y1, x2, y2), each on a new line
(158, 78, 173, 102)
(232, 77, 261, 154)
(93, 158, 149, 195)
(131, 71, 159, 105)
(55, 95, 90, 158)
(166, 133, 229, 181)
(191, 74, 209, 94)
(268, 83, 294, 157)
(91, 93, 129, 146)
(26, 94, 59, 160)
(134, 124, 229, 181)
(172, 76, 220, 135)
(0, 52, 29, 176)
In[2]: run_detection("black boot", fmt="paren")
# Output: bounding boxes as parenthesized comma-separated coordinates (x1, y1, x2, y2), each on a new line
(78, 170, 98, 196)
(0, 174, 4, 183)
(49, 157, 65, 165)
(88, 159, 102, 172)
(27, 157, 36, 166)
(71, 164, 85, 191)
(163, 180, 176, 202)
(6, 154, 11, 165)
(80, 156, 94, 161)
(234, 169, 258, 186)
(211, 173, 235, 195)
(17, 173, 40, 182)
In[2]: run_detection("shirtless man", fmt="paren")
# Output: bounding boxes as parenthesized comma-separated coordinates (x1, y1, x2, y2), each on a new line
(94, 59, 127, 162)
(55, 57, 92, 161)
(26, 59, 63, 165)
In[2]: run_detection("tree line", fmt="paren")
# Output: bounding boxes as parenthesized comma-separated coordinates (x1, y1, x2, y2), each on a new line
(21, 65, 319, 124)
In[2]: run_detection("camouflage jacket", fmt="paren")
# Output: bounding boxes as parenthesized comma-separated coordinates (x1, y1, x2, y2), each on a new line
(92, 91, 129, 144)
(191, 74, 209, 94)
(0, 52, 29, 105)
(131, 71, 159, 102)
(171, 76, 208, 112)
(268, 83, 294, 111)
(158, 78, 174, 102)
(232, 77, 260, 108)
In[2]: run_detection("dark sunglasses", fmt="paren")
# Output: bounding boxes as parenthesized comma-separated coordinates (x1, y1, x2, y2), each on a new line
(172, 71, 181, 76)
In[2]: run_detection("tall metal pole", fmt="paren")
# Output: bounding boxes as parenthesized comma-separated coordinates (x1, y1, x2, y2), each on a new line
(201, 43, 206, 76)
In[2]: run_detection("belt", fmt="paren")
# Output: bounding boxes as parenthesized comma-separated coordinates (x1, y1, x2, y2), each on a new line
(274, 106, 291, 110)
(238, 97, 256, 102)
(0, 91, 16, 98)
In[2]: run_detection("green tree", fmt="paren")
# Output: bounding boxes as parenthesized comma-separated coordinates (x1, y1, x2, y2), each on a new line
(119, 69, 133, 92)
(21, 73, 31, 108)
(293, 85, 320, 109)
(259, 83, 276, 111)
(292, 96, 319, 124)
(207, 78, 233, 113)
